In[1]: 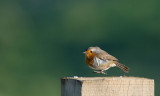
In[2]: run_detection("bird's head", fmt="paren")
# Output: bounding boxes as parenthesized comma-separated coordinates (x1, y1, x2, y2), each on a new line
(83, 46, 102, 58)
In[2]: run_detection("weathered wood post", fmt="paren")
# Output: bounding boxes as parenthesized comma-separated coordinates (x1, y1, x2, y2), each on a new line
(61, 77, 154, 96)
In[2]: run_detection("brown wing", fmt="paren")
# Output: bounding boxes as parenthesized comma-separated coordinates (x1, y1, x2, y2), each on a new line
(96, 52, 118, 61)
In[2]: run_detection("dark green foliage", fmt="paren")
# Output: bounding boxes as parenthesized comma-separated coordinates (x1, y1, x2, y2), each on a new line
(0, 0, 160, 96)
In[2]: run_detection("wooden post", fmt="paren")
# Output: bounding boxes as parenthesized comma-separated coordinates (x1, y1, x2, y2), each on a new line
(61, 77, 154, 96)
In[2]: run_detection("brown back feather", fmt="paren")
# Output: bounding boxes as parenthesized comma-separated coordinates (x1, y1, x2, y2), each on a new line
(96, 52, 118, 61)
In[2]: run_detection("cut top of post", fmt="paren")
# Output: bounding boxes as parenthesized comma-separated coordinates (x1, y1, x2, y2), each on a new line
(62, 76, 154, 83)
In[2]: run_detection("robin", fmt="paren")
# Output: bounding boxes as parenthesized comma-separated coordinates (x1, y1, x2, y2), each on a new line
(83, 46, 129, 74)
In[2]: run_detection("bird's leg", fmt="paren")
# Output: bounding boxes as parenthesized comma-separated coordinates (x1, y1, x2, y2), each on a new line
(93, 70, 101, 73)
(93, 70, 106, 74)
(101, 70, 106, 74)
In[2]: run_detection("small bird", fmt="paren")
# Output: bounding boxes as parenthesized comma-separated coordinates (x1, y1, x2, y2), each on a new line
(83, 46, 129, 74)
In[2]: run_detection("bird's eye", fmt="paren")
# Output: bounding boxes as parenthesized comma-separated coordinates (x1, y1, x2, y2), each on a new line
(90, 51, 92, 53)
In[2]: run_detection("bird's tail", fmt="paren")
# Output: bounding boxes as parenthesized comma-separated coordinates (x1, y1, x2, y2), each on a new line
(115, 62, 129, 73)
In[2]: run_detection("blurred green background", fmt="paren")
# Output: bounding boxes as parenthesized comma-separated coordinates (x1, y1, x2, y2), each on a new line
(0, 0, 160, 96)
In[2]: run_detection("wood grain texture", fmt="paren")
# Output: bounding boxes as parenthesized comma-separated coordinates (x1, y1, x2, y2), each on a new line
(61, 77, 154, 96)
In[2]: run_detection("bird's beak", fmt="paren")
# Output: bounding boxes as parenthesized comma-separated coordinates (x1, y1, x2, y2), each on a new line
(83, 51, 86, 54)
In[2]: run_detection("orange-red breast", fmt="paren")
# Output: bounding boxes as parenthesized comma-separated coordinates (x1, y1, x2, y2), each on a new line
(83, 46, 129, 74)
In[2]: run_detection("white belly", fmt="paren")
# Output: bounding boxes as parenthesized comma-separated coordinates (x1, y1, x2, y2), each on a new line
(91, 56, 116, 70)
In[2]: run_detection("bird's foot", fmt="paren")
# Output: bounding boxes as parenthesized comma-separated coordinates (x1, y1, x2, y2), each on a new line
(93, 70, 106, 74)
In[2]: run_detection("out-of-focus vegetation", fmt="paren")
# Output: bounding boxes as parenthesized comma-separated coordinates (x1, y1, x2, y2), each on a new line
(0, 0, 160, 96)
